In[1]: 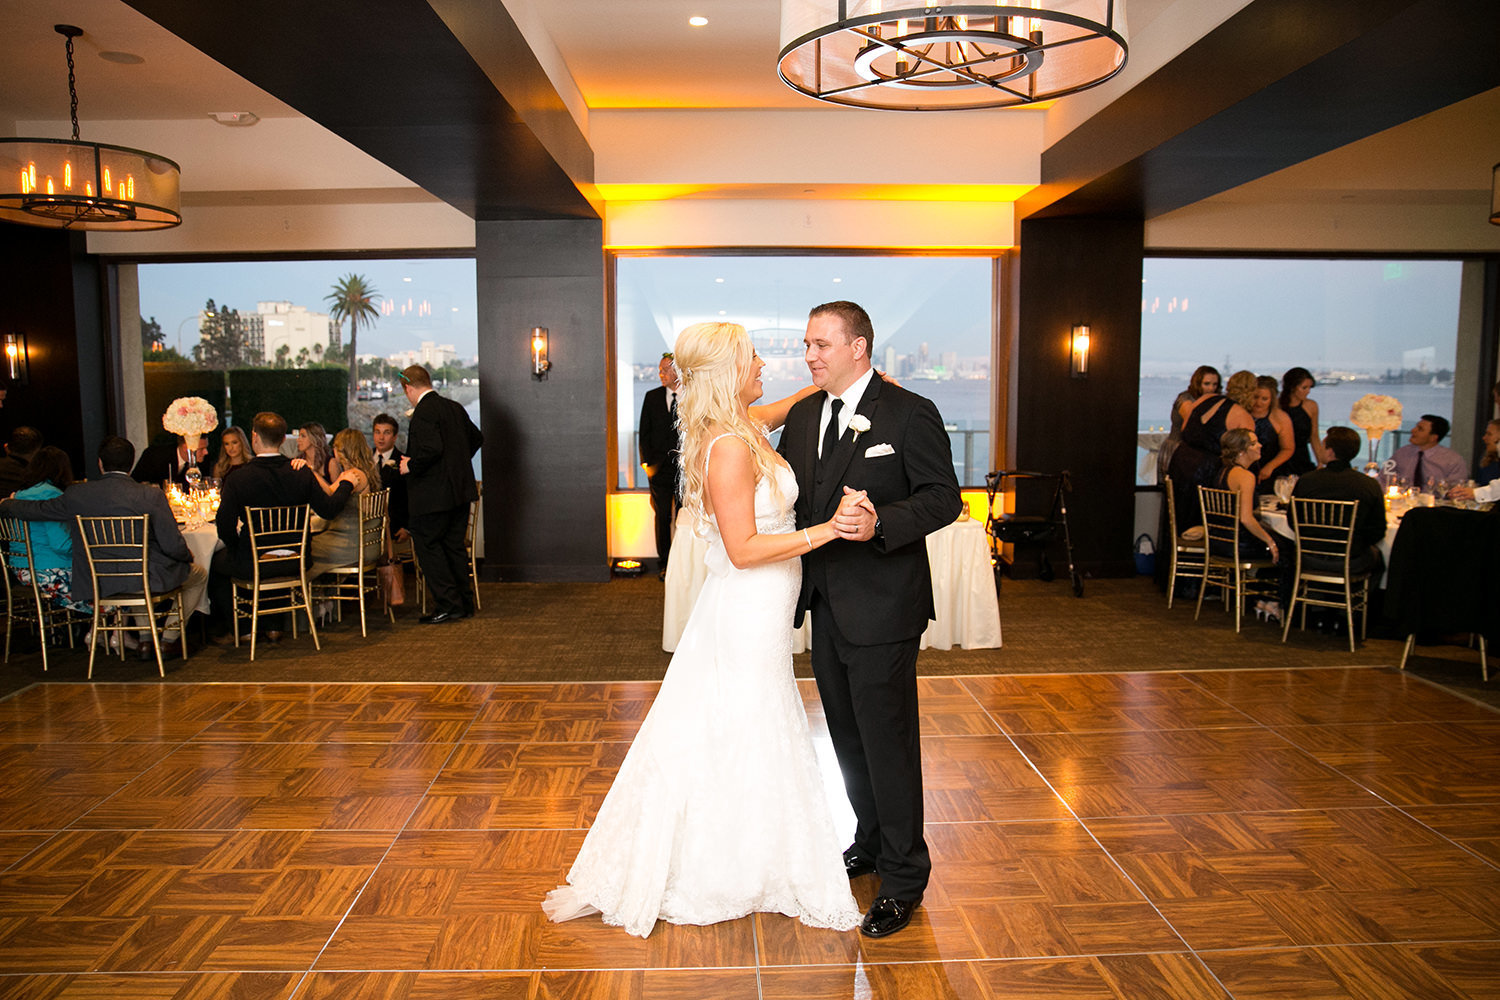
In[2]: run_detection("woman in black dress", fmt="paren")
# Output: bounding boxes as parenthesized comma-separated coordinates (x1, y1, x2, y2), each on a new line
(1247, 375, 1295, 489)
(1279, 366, 1325, 475)
(1167, 372, 1254, 529)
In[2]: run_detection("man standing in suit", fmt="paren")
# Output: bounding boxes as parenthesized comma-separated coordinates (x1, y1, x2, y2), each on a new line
(209, 411, 357, 640)
(398, 365, 483, 624)
(131, 432, 208, 487)
(1, 435, 207, 658)
(639, 353, 681, 580)
(371, 413, 409, 544)
(778, 300, 961, 939)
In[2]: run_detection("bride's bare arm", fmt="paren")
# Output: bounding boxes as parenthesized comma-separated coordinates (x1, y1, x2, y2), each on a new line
(707, 435, 859, 570)
(749, 386, 819, 434)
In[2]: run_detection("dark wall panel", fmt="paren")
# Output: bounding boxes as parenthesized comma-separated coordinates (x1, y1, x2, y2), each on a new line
(1016, 217, 1144, 578)
(476, 219, 608, 581)
(0, 222, 107, 476)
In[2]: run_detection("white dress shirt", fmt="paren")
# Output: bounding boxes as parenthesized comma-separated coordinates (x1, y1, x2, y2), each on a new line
(818, 367, 876, 458)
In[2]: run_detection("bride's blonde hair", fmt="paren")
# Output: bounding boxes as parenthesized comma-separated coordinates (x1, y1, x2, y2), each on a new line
(675, 321, 782, 527)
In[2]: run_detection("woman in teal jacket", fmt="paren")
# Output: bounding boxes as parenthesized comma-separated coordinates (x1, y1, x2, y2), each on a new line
(7, 446, 87, 611)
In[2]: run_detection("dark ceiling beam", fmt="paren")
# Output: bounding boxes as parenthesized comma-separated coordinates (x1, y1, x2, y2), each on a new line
(123, 0, 597, 222)
(1023, 0, 1500, 221)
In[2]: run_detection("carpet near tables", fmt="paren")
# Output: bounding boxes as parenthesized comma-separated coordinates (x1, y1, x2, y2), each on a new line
(1, 571, 1495, 710)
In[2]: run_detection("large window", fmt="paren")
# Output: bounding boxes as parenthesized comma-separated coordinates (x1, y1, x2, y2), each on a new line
(1138, 257, 1464, 484)
(614, 254, 994, 488)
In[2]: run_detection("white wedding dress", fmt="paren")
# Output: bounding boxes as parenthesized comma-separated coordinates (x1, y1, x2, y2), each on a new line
(543, 444, 861, 938)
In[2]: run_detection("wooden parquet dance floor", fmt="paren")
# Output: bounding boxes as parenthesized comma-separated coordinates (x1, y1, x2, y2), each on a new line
(1, 668, 1498, 999)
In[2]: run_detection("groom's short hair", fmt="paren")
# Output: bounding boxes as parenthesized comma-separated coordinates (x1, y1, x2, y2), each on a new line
(809, 301, 874, 355)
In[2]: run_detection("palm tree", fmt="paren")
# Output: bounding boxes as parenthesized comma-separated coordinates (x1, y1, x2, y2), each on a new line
(325, 273, 381, 399)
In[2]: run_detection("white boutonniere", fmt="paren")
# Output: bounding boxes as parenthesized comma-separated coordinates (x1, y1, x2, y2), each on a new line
(848, 414, 871, 441)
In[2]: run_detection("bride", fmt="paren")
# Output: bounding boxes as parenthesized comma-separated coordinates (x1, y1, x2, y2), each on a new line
(542, 321, 865, 937)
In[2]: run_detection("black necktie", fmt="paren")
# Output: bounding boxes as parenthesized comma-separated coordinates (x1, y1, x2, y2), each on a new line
(668, 392, 677, 420)
(1413, 450, 1425, 490)
(820, 398, 843, 464)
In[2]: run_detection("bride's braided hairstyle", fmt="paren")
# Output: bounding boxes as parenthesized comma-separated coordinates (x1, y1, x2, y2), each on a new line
(675, 321, 784, 530)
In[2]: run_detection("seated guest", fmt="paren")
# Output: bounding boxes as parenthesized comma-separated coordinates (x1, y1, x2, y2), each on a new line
(300, 428, 384, 578)
(371, 413, 409, 543)
(1208, 428, 1282, 564)
(2, 446, 86, 611)
(297, 422, 342, 482)
(1473, 419, 1500, 488)
(132, 432, 209, 486)
(0, 426, 44, 496)
(1289, 426, 1387, 577)
(0, 436, 207, 656)
(212, 426, 252, 482)
(209, 412, 358, 640)
(1390, 414, 1468, 491)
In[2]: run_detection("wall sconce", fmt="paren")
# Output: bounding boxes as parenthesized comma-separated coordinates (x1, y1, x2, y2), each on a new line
(4, 332, 28, 384)
(530, 326, 551, 380)
(1070, 324, 1091, 378)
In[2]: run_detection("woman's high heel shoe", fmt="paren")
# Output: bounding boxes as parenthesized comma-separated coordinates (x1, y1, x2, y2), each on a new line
(1261, 601, 1283, 625)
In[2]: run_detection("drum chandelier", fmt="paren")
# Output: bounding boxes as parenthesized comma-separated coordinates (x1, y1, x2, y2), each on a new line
(778, 1, 1128, 111)
(0, 25, 181, 231)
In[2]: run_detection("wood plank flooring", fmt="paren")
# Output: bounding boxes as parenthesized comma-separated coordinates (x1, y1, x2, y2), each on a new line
(0, 669, 1497, 999)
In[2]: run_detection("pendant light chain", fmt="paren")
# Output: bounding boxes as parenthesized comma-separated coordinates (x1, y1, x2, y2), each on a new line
(63, 28, 81, 141)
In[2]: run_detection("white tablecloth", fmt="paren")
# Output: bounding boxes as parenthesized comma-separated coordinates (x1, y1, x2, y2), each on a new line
(1137, 431, 1170, 484)
(182, 523, 222, 614)
(1261, 506, 1399, 588)
(663, 513, 1002, 653)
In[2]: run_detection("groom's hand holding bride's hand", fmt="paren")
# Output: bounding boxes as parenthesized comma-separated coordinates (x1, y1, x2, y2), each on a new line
(833, 486, 878, 541)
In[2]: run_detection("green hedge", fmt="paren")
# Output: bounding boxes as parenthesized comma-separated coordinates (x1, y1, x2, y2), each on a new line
(223, 368, 349, 434)
(142, 365, 349, 458)
(141, 366, 228, 452)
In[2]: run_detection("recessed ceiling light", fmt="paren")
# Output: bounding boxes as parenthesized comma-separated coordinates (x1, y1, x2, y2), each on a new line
(714, 277, 725, 283)
(689, 16, 709, 27)
(98, 50, 144, 64)
(718, 310, 726, 315)
(832, 277, 842, 283)
(208, 111, 259, 126)
(403, 276, 413, 282)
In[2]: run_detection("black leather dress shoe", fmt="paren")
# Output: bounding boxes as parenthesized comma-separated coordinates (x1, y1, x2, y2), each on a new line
(860, 896, 918, 938)
(419, 611, 458, 624)
(843, 849, 877, 879)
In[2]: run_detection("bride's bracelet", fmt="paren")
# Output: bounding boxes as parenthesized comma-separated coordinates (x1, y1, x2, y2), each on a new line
(803, 528, 813, 551)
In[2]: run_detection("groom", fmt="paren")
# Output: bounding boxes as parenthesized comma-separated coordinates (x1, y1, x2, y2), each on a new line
(779, 300, 961, 937)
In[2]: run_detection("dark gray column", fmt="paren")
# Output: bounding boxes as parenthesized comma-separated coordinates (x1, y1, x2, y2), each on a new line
(476, 219, 608, 582)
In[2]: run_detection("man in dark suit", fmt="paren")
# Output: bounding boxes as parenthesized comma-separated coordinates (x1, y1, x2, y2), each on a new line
(778, 300, 961, 939)
(131, 432, 208, 487)
(0, 426, 43, 496)
(209, 411, 357, 639)
(371, 412, 409, 543)
(0, 435, 206, 657)
(398, 365, 483, 624)
(638, 353, 681, 579)
(1289, 425, 1387, 575)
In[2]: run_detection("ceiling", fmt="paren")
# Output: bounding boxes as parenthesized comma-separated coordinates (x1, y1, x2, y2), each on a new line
(1, 0, 1496, 237)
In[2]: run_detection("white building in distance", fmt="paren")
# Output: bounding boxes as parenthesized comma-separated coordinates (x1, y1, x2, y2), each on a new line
(247, 301, 335, 364)
(390, 341, 460, 370)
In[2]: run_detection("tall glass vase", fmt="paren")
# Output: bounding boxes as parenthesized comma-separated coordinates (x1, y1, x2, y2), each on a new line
(1364, 431, 1382, 477)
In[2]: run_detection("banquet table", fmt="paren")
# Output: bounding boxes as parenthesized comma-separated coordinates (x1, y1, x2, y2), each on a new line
(662, 512, 1002, 653)
(1384, 505, 1500, 648)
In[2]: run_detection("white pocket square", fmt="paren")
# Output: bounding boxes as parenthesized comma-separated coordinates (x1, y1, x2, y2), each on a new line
(864, 442, 895, 457)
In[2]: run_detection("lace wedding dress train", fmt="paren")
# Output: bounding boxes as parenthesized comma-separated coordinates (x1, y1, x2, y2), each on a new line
(543, 458, 860, 938)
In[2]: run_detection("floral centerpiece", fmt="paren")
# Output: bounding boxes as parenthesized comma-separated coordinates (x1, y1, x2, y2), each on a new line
(1349, 393, 1402, 473)
(161, 396, 219, 464)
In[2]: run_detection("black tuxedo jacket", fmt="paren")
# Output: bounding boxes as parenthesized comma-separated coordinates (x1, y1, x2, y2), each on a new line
(639, 386, 679, 483)
(779, 374, 961, 645)
(131, 442, 187, 486)
(215, 454, 351, 578)
(376, 445, 409, 534)
(405, 391, 483, 517)
(1, 472, 193, 598)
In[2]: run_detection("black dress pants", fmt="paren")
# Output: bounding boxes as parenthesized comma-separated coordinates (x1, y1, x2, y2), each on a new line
(809, 589, 929, 902)
(410, 504, 472, 616)
(648, 469, 677, 569)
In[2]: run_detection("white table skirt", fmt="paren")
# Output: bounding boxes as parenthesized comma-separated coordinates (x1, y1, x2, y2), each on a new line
(663, 512, 1002, 653)
(182, 524, 222, 614)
